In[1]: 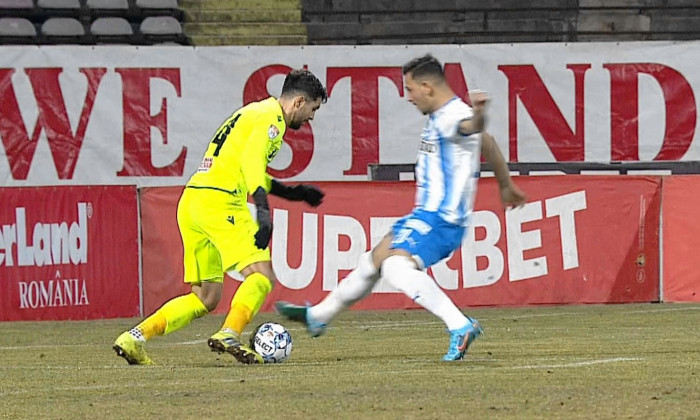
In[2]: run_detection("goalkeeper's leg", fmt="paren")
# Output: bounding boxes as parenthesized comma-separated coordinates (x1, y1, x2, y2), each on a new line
(113, 285, 215, 365)
(212, 263, 275, 364)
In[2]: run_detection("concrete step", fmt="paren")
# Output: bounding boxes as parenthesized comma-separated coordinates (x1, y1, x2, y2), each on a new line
(184, 22, 306, 36)
(180, 0, 300, 11)
(179, 0, 304, 45)
(184, 9, 302, 23)
(188, 34, 307, 45)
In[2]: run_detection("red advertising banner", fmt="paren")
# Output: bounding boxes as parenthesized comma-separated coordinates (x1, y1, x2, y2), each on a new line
(0, 186, 140, 320)
(140, 177, 660, 315)
(662, 176, 700, 302)
(2, 44, 700, 188)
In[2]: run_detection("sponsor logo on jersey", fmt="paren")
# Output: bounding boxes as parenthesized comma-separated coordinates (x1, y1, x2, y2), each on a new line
(197, 157, 213, 172)
(268, 125, 280, 139)
(419, 140, 437, 154)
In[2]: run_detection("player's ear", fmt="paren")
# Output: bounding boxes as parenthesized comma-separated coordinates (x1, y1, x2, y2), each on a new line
(293, 95, 306, 109)
(422, 81, 434, 96)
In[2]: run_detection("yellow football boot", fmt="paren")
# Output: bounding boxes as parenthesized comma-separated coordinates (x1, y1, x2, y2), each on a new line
(113, 331, 155, 365)
(208, 329, 263, 364)
(207, 329, 243, 353)
(230, 345, 264, 365)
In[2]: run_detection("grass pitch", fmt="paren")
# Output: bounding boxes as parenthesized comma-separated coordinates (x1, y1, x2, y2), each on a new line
(1, 303, 698, 420)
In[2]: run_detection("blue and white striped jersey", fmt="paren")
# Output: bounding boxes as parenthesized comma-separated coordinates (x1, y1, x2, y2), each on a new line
(414, 97, 481, 227)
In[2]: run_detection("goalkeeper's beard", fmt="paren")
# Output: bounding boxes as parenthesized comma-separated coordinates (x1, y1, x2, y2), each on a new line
(289, 116, 308, 130)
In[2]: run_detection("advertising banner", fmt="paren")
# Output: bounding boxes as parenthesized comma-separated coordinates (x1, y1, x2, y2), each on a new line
(0, 186, 139, 320)
(1, 43, 699, 187)
(139, 177, 660, 314)
(661, 176, 700, 302)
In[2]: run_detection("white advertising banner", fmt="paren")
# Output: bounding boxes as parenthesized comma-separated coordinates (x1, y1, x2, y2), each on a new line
(1, 42, 699, 186)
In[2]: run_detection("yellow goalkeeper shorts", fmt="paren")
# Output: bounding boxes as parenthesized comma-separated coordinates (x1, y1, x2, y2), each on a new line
(177, 187, 270, 283)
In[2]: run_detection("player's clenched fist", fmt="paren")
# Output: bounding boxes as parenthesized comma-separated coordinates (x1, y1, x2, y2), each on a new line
(270, 180, 325, 207)
(290, 184, 324, 206)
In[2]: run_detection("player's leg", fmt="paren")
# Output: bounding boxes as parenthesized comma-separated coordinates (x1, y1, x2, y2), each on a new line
(207, 202, 274, 364)
(212, 262, 274, 364)
(381, 210, 482, 361)
(114, 286, 214, 365)
(381, 254, 481, 361)
(220, 262, 274, 336)
(276, 237, 386, 336)
(113, 190, 217, 365)
(134, 247, 221, 341)
(310, 236, 389, 321)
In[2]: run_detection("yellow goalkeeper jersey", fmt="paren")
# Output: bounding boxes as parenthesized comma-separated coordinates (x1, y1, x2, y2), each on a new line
(187, 97, 286, 195)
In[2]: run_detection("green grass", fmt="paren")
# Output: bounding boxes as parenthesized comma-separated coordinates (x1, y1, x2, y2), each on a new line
(1, 303, 699, 419)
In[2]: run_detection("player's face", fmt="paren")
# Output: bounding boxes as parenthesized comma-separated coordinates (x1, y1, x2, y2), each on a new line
(404, 73, 432, 115)
(289, 96, 322, 129)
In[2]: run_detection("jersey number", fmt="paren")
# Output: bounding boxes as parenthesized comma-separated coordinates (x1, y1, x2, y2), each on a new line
(212, 114, 241, 157)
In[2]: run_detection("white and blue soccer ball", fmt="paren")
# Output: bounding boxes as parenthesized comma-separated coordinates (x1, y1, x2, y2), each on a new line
(251, 322, 293, 363)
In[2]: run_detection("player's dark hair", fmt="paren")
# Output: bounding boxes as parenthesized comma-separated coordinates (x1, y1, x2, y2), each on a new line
(402, 54, 445, 81)
(281, 69, 328, 103)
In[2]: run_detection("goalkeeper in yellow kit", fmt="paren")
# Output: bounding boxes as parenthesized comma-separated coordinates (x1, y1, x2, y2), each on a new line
(114, 69, 327, 365)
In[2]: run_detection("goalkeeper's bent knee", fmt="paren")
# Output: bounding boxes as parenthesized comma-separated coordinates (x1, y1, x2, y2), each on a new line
(159, 292, 209, 335)
(231, 272, 273, 315)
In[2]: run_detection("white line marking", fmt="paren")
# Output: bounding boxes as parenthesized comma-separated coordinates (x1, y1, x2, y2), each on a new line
(0, 357, 644, 398)
(510, 357, 643, 369)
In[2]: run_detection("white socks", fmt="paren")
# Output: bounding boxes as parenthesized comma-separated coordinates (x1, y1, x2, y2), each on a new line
(309, 252, 469, 332)
(381, 255, 468, 331)
(309, 251, 379, 325)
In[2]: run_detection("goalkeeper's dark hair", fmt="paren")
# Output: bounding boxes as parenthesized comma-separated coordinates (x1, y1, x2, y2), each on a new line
(402, 54, 445, 81)
(281, 69, 328, 103)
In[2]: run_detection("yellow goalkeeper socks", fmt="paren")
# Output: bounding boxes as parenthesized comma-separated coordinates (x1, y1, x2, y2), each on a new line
(222, 273, 273, 335)
(136, 292, 209, 339)
(136, 311, 166, 340)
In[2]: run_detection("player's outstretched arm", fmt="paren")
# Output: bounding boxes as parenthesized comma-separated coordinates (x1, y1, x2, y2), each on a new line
(481, 132, 527, 209)
(270, 179, 324, 207)
(458, 90, 489, 135)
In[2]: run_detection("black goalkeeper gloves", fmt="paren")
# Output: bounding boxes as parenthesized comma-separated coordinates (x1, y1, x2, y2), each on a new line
(289, 184, 324, 206)
(252, 181, 324, 249)
(252, 187, 272, 250)
(270, 179, 325, 207)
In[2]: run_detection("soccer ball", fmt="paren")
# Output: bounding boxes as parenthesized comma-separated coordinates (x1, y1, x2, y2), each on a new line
(250, 322, 293, 363)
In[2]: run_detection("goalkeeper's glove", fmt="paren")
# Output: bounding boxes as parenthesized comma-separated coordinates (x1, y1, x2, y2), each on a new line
(270, 179, 325, 207)
(252, 187, 272, 250)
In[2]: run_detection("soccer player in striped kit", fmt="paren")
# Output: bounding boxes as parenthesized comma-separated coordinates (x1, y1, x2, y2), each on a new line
(277, 54, 526, 361)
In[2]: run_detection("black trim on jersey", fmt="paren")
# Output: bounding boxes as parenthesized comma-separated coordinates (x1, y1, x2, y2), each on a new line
(185, 185, 240, 195)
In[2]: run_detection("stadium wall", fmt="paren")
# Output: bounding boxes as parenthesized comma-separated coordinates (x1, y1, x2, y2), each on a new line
(1, 43, 699, 320)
